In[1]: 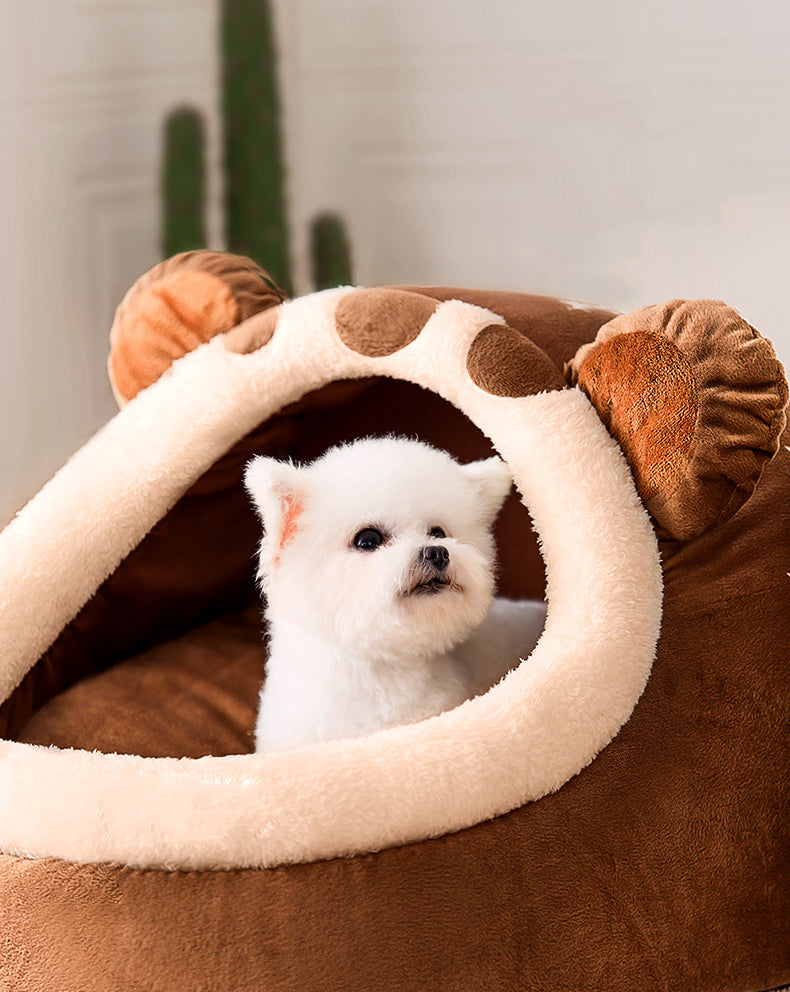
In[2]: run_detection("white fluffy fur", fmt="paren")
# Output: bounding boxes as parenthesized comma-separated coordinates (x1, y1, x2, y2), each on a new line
(245, 438, 545, 751)
(0, 290, 662, 871)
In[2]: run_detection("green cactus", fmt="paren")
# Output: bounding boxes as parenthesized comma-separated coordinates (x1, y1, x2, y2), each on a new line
(220, 0, 291, 294)
(161, 107, 206, 257)
(160, 0, 354, 294)
(310, 212, 354, 290)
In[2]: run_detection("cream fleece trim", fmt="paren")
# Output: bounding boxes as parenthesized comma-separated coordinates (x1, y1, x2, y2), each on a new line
(0, 290, 662, 870)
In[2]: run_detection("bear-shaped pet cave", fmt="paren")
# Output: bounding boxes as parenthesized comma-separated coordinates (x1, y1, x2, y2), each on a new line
(0, 251, 787, 992)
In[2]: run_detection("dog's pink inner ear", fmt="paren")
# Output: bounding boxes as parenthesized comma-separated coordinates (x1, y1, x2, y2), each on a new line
(266, 494, 304, 572)
(280, 495, 303, 548)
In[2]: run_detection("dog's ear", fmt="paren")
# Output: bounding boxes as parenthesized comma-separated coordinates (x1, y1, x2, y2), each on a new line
(461, 456, 513, 523)
(244, 457, 306, 569)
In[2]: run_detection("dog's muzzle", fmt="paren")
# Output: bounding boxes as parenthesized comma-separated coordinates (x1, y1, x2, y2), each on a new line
(400, 545, 459, 597)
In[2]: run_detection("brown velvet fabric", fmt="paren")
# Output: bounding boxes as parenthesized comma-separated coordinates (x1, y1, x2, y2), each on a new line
(18, 606, 262, 757)
(576, 330, 699, 503)
(567, 299, 789, 541)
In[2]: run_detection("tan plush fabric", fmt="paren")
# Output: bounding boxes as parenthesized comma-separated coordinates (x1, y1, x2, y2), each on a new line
(567, 299, 789, 540)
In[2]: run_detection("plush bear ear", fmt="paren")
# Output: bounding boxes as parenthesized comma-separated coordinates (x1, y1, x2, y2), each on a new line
(566, 300, 788, 542)
(108, 251, 285, 405)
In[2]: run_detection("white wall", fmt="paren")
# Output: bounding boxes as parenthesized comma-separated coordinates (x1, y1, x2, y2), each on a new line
(2, 0, 789, 523)
(0, 0, 222, 524)
(278, 0, 790, 353)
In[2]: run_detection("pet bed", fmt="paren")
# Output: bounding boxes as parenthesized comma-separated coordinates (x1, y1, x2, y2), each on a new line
(0, 250, 788, 992)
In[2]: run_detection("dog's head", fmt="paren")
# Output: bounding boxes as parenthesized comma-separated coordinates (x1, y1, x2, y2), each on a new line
(244, 437, 512, 662)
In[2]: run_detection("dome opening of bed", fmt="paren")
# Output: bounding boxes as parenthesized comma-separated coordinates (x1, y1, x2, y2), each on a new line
(1, 251, 788, 992)
(6, 377, 548, 758)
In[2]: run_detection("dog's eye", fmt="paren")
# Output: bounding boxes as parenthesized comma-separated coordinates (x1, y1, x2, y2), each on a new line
(353, 527, 385, 551)
(428, 526, 446, 539)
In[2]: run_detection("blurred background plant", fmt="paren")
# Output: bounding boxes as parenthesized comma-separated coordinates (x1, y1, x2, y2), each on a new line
(161, 0, 353, 294)
(3, 0, 789, 523)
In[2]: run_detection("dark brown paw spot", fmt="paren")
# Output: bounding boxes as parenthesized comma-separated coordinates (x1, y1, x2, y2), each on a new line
(336, 289, 438, 357)
(467, 324, 565, 397)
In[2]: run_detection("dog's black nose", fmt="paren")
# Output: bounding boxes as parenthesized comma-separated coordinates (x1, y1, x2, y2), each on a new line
(421, 544, 449, 570)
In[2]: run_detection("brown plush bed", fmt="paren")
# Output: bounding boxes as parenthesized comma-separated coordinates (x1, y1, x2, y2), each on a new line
(0, 251, 788, 992)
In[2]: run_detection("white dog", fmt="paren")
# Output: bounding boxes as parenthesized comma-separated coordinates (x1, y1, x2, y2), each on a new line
(244, 437, 546, 752)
